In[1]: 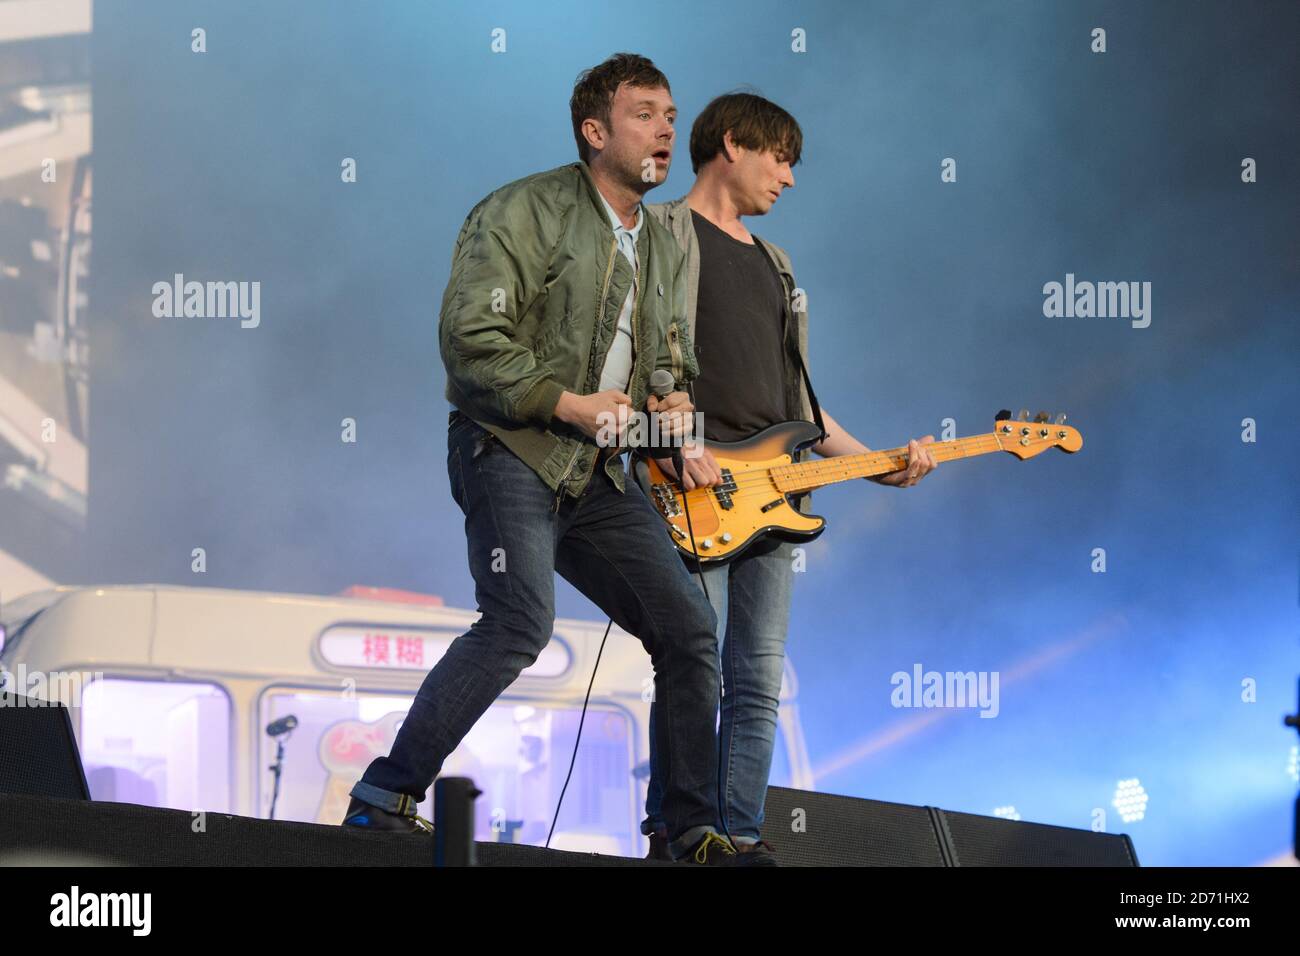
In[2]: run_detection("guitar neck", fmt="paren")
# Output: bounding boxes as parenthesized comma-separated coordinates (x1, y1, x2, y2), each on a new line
(770, 433, 1003, 493)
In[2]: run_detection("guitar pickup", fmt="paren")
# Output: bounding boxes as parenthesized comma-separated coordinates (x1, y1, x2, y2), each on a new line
(712, 468, 738, 510)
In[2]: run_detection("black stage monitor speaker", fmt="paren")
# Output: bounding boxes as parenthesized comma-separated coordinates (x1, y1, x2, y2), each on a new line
(762, 786, 947, 865)
(763, 785, 1138, 866)
(0, 693, 91, 801)
(936, 809, 1139, 866)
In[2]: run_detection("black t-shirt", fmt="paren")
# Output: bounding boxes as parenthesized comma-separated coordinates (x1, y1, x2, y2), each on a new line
(689, 210, 789, 443)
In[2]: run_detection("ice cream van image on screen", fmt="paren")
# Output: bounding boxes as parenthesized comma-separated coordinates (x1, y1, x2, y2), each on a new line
(0, 584, 813, 857)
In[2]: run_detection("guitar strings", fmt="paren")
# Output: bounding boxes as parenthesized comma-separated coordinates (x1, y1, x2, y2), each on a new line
(661, 434, 1007, 501)
(668, 455, 990, 505)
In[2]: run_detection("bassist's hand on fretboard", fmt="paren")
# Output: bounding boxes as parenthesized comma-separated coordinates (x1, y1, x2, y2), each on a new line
(872, 435, 939, 488)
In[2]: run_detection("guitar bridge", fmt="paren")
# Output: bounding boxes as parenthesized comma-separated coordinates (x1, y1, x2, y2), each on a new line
(652, 482, 682, 517)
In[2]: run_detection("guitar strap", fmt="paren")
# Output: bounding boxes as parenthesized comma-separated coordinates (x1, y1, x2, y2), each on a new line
(794, 336, 827, 444)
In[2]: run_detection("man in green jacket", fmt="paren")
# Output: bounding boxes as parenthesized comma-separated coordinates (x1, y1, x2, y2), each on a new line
(343, 53, 756, 865)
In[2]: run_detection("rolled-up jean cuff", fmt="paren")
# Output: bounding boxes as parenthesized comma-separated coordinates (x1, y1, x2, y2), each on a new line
(640, 817, 666, 837)
(731, 834, 759, 847)
(669, 825, 720, 861)
(349, 781, 417, 816)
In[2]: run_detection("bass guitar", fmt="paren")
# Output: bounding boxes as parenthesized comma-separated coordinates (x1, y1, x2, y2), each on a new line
(633, 410, 1082, 564)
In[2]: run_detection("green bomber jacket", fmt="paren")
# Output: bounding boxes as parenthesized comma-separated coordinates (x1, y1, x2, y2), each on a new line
(438, 162, 698, 499)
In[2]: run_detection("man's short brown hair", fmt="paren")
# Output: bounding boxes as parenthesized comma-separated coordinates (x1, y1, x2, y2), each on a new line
(570, 53, 671, 164)
(689, 92, 803, 173)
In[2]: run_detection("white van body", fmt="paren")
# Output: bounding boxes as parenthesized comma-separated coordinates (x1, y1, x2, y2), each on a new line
(0, 584, 814, 856)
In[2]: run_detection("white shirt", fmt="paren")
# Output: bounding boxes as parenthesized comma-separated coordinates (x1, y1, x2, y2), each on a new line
(596, 192, 642, 393)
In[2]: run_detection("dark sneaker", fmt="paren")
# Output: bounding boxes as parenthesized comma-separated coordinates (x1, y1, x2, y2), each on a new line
(341, 796, 432, 834)
(646, 832, 672, 861)
(736, 839, 780, 864)
(679, 831, 737, 865)
(676, 831, 778, 866)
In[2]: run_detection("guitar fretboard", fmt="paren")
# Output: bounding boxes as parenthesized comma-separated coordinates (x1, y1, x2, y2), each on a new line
(769, 433, 1004, 493)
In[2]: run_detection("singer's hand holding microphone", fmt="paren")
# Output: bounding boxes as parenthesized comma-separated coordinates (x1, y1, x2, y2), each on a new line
(648, 369, 723, 491)
(646, 368, 694, 441)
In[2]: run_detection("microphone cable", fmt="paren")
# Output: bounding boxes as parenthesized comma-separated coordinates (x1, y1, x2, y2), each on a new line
(671, 403, 736, 849)
(547, 385, 734, 853)
(546, 616, 612, 849)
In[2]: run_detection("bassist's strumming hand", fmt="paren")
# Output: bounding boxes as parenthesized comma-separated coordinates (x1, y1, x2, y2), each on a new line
(655, 443, 724, 490)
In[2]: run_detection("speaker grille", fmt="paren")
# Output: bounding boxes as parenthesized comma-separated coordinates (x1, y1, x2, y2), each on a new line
(938, 810, 1138, 866)
(762, 786, 946, 866)
(0, 695, 90, 801)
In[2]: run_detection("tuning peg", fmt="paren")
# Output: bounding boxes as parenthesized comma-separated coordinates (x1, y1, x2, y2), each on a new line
(1054, 412, 1067, 425)
(1033, 410, 1050, 423)
(1018, 409, 1030, 422)
(995, 409, 1012, 421)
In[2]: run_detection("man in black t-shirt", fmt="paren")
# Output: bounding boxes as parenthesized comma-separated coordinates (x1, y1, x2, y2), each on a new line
(643, 93, 937, 860)
(688, 208, 789, 442)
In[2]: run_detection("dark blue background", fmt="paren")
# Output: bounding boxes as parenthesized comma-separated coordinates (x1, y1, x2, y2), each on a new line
(87, 0, 1300, 865)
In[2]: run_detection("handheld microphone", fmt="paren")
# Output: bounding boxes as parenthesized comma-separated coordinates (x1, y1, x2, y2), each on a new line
(649, 368, 675, 398)
(648, 369, 686, 476)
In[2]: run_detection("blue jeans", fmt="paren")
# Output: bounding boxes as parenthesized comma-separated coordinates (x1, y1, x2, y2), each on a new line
(351, 412, 724, 858)
(643, 537, 795, 845)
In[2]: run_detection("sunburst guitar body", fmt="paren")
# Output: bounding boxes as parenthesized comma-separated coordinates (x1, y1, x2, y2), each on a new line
(633, 412, 1083, 564)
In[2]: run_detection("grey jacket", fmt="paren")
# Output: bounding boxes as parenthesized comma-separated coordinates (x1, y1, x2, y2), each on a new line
(646, 197, 815, 428)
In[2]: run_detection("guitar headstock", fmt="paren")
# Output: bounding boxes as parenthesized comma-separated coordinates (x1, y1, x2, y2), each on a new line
(993, 409, 1083, 458)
